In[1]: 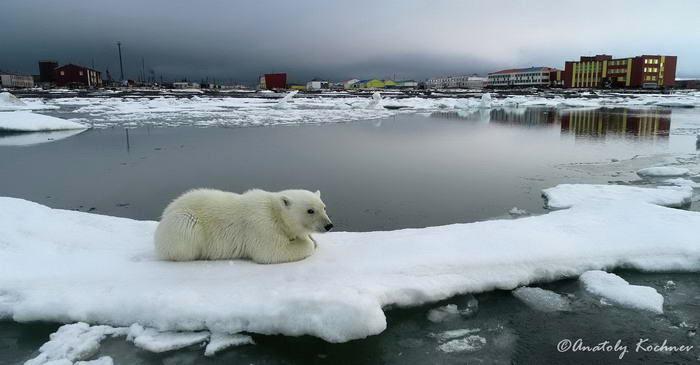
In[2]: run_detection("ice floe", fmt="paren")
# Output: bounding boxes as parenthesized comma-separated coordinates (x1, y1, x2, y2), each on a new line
(126, 324, 210, 353)
(512, 287, 571, 312)
(637, 166, 691, 177)
(25, 323, 127, 365)
(204, 333, 255, 356)
(437, 335, 487, 353)
(0, 93, 58, 111)
(0, 111, 87, 132)
(0, 129, 86, 146)
(664, 178, 700, 188)
(542, 183, 692, 209)
(579, 270, 664, 314)
(1, 182, 699, 342)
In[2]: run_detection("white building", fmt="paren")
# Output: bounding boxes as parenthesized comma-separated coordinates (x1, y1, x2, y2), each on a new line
(306, 80, 330, 91)
(487, 67, 556, 88)
(172, 82, 200, 89)
(343, 79, 360, 90)
(426, 75, 486, 89)
(1, 74, 35, 88)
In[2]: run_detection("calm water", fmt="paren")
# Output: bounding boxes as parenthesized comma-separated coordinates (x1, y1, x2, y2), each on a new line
(1, 106, 699, 364)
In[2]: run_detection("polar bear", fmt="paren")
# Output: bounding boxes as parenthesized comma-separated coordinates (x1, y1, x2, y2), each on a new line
(154, 188, 333, 264)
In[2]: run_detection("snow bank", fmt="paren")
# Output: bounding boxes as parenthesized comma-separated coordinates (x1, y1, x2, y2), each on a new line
(579, 271, 664, 314)
(1, 183, 700, 343)
(0, 111, 87, 132)
(637, 166, 690, 177)
(512, 287, 571, 312)
(0, 93, 57, 111)
(542, 184, 692, 209)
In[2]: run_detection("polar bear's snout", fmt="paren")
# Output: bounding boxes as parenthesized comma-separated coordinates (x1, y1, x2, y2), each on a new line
(324, 223, 334, 231)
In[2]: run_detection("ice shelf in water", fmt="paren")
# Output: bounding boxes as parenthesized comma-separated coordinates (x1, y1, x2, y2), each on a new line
(580, 270, 664, 314)
(0, 111, 87, 132)
(1, 183, 699, 343)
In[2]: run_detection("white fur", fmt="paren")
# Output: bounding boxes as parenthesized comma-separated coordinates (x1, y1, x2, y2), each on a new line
(154, 188, 332, 264)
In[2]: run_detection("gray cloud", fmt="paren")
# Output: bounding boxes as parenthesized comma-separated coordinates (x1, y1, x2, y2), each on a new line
(2, 0, 699, 84)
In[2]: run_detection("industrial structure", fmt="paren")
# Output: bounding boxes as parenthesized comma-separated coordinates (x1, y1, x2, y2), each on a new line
(0, 73, 35, 88)
(563, 54, 677, 89)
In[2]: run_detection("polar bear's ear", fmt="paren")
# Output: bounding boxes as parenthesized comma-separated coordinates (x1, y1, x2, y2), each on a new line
(315, 190, 321, 197)
(280, 195, 291, 208)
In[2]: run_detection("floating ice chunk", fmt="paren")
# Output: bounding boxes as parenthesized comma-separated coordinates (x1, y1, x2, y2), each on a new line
(204, 333, 254, 356)
(579, 271, 664, 314)
(429, 328, 481, 341)
(2, 184, 700, 343)
(437, 335, 486, 353)
(637, 166, 690, 177)
(427, 304, 460, 323)
(0, 111, 87, 132)
(25, 323, 127, 365)
(479, 93, 492, 108)
(508, 207, 528, 216)
(664, 178, 700, 188)
(367, 92, 382, 109)
(126, 324, 210, 353)
(75, 356, 114, 365)
(542, 184, 692, 209)
(0, 92, 27, 110)
(512, 287, 571, 312)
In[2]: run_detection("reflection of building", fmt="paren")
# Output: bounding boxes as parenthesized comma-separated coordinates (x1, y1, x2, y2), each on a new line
(563, 54, 677, 89)
(560, 108, 671, 137)
(490, 107, 556, 125)
(487, 67, 560, 88)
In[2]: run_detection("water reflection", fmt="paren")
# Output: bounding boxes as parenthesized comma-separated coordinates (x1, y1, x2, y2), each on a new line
(431, 107, 671, 138)
(560, 108, 670, 137)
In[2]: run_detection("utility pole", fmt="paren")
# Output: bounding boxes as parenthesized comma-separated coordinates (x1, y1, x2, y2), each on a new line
(117, 42, 124, 81)
(141, 57, 145, 83)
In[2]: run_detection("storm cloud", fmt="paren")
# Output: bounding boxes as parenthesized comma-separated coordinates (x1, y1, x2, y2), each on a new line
(2, 0, 699, 84)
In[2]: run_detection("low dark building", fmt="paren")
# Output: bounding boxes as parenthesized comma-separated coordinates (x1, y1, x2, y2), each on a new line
(54, 64, 102, 88)
(38, 60, 58, 83)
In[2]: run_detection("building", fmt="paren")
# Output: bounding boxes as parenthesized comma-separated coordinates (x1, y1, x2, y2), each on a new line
(563, 54, 677, 89)
(54, 64, 102, 88)
(342, 79, 360, 90)
(0, 74, 35, 88)
(396, 80, 419, 89)
(426, 75, 487, 89)
(38, 60, 58, 83)
(675, 79, 700, 89)
(306, 79, 330, 91)
(259, 73, 287, 90)
(487, 67, 559, 88)
(172, 82, 200, 89)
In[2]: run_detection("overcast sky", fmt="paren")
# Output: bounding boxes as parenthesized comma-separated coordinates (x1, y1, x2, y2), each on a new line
(2, 0, 699, 84)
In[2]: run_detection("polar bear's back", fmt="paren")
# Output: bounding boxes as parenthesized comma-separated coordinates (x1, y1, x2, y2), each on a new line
(155, 188, 267, 261)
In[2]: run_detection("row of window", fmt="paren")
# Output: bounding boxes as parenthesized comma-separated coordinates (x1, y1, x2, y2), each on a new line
(644, 75, 658, 81)
(644, 58, 660, 64)
(643, 67, 659, 73)
(608, 68, 627, 74)
(609, 59, 629, 66)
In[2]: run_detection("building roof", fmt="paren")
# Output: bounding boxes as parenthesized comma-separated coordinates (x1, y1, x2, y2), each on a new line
(54, 63, 101, 73)
(488, 67, 557, 75)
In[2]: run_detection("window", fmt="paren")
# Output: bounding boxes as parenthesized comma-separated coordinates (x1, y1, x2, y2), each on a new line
(60, 71, 65, 76)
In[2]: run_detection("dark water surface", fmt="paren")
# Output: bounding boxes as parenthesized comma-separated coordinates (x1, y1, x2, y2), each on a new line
(1, 107, 698, 364)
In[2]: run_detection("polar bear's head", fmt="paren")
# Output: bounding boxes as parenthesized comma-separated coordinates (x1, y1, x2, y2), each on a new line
(278, 189, 333, 237)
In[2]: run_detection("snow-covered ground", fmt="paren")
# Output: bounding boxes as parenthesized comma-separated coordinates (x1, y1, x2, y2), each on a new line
(3, 90, 699, 129)
(1, 182, 699, 344)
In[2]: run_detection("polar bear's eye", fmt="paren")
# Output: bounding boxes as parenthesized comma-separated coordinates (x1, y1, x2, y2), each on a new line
(307, 209, 315, 214)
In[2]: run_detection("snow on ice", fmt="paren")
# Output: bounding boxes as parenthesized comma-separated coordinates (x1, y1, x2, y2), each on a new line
(204, 333, 255, 356)
(1, 183, 700, 343)
(0, 129, 86, 146)
(579, 271, 664, 314)
(24, 323, 127, 365)
(542, 183, 692, 209)
(637, 166, 691, 177)
(512, 287, 571, 312)
(0, 111, 87, 132)
(126, 324, 210, 353)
